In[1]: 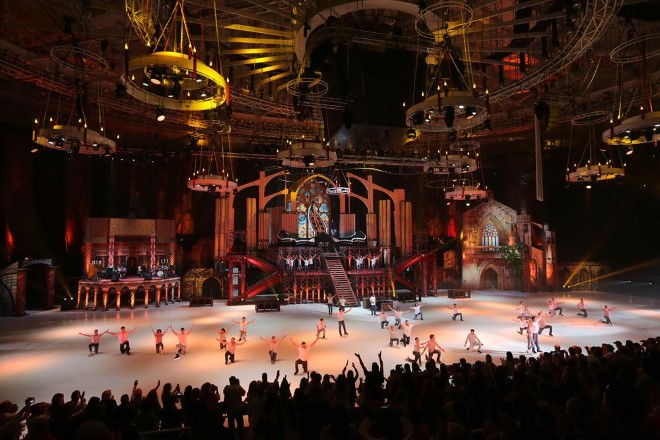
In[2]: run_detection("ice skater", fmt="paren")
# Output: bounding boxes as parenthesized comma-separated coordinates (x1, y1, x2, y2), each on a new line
(150, 326, 170, 354)
(549, 297, 564, 316)
(108, 326, 137, 355)
(387, 305, 404, 327)
(216, 325, 234, 350)
(537, 311, 553, 336)
(516, 301, 531, 318)
(401, 320, 413, 346)
(409, 303, 423, 320)
(316, 318, 327, 339)
(172, 324, 195, 360)
(406, 337, 427, 364)
(577, 298, 588, 318)
(602, 305, 617, 325)
(387, 325, 400, 347)
(424, 334, 446, 363)
(78, 329, 108, 356)
(379, 309, 390, 329)
(526, 316, 540, 354)
(233, 317, 256, 341)
(464, 329, 483, 353)
(259, 334, 286, 364)
(224, 337, 246, 364)
(448, 303, 464, 321)
(336, 306, 352, 336)
(290, 336, 319, 374)
(326, 293, 335, 315)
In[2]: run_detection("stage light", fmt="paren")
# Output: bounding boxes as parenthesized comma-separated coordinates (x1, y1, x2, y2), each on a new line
(142, 74, 149, 87)
(444, 106, 455, 128)
(303, 155, 316, 167)
(150, 67, 163, 85)
(407, 128, 417, 139)
(626, 147, 633, 155)
(156, 106, 166, 122)
(465, 106, 477, 119)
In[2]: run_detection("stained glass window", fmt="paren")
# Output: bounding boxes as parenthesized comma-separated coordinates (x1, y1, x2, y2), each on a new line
(481, 223, 499, 247)
(296, 179, 331, 238)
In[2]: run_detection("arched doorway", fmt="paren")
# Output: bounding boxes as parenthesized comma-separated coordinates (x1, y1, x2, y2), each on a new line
(202, 277, 223, 299)
(480, 267, 500, 290)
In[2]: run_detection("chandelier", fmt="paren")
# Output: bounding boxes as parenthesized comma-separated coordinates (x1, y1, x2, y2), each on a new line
(122, 0, 228, 114)
(567, 111, 625, 186)
(187, 136, 237, 195)
(34, 124, 116, 155)
(602, 31, 660, 147)
(426, 140, 488, 204)
(33, 39, 116, 155)
(277, 138, 337, 169)
(406, 1, 488, 134)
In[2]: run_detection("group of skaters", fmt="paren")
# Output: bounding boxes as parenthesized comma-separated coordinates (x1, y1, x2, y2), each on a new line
(514, 296, 622, 354)
(280, 250, 322, 272)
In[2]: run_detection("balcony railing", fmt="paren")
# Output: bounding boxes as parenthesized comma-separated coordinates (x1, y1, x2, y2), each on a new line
(465, 246, 504, 255)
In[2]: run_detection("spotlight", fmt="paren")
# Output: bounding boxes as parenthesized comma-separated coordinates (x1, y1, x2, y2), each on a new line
(303, 155, 316, 167)
(465, 106, 477, 120)
(156, 106, 166, 122)
(406, 128, 417, 139)
(626, 147, 633, 156)
(142, 74, 150, 87)
(444, 106, 455, 128)
(30, 146, 39, 154)
(150, 67, 163, 85)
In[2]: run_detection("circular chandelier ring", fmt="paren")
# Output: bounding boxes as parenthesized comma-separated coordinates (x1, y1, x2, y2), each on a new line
(286, 78, 330, 97)
(571, 110, 612, 126)
(610, 33, 660, 64)
(122, 51, 227, 111)
(50, 46, 109, 74)
(415, 1, 474, 39)
(449, 140, 481, 153)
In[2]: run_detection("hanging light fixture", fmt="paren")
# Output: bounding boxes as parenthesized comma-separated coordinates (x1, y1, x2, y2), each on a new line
(187, 137, 237, 195)
(603, 31, 660, 146)
(123, 0, 228, 113)
(567, 111, 624, 184)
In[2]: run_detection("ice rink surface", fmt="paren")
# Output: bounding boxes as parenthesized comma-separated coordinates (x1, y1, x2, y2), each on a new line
(1, 290, 658, 404)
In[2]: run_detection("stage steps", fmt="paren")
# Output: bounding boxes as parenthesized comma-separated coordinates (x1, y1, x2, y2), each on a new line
(323, 252, 359, 307)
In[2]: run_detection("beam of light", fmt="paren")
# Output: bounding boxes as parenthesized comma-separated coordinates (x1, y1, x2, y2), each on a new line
(566, 258, 660, 288)
(563, 199, 636, 287)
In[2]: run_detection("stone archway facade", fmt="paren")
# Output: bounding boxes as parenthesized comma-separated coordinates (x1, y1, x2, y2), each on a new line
(478, 262, 506, 290)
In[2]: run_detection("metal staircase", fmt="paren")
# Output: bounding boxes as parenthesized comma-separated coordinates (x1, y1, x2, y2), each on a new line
(323, 252, 359, 307)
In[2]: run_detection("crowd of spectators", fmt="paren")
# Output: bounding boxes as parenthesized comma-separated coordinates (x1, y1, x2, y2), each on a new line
(1, 336, 659, 440)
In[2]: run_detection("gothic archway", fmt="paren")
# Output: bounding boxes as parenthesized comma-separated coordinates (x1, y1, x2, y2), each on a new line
(202, 277, 224, 299)
(479, 266, 502, 290)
